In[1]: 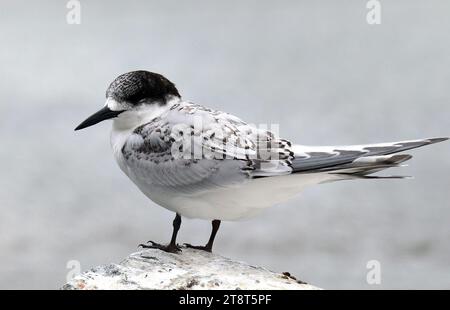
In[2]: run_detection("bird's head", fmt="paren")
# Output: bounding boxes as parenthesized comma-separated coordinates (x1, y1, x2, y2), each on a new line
(75, 70, 180, 131)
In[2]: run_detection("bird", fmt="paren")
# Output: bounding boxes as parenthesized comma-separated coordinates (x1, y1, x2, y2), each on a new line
(75, 70, 448, 253)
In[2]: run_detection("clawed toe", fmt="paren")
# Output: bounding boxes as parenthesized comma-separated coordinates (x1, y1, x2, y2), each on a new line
(139, 240, 182, 253)
(183, 243, 212, 252)
(136, 217, 219, 254)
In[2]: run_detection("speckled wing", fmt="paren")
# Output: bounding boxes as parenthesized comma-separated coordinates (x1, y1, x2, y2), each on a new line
(120, 102, 295, 193)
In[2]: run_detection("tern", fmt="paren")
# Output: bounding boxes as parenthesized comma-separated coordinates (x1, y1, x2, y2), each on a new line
(75, 70, 447, 253)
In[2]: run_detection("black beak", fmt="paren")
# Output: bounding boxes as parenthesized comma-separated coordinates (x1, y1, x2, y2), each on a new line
(75, 106, 124, 131)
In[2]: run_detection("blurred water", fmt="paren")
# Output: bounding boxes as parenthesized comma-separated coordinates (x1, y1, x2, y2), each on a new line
(0, 0, 449, 289)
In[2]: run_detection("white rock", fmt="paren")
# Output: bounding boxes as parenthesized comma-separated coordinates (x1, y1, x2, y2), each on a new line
(62, 247, 320, 290)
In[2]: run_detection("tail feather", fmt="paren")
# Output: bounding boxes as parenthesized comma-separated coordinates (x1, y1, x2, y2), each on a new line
(291, 137, 448, 178)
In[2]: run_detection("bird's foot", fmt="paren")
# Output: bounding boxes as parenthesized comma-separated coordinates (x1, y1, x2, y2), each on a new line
(183, 243, 212, 253)
(138, 241, 181, 253)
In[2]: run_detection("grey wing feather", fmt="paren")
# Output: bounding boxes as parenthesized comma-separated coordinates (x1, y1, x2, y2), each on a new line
(120, 103, 296, 193)
(291, 137, 448, 175)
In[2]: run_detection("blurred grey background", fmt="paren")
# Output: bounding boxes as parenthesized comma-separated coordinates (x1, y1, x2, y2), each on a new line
(0, 0, 449, 289)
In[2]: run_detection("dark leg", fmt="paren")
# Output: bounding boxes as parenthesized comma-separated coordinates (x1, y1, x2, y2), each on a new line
(185, 220, 221, 252)
(139, 213, 182, 253)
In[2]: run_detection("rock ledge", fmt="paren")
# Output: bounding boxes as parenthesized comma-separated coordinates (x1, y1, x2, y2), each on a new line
(63, 247, 320, 290)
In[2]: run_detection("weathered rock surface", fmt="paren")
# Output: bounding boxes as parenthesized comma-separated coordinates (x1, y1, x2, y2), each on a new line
(62, 247, 320, 290)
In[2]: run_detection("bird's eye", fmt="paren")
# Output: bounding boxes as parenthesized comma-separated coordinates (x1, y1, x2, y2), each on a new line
(136, 98, 149, 104)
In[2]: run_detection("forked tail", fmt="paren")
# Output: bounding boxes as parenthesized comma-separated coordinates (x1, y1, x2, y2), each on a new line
(291, 137, 448, 179)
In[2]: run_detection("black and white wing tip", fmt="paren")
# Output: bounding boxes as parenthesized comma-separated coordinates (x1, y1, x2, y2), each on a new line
(291, 136, 449, 180)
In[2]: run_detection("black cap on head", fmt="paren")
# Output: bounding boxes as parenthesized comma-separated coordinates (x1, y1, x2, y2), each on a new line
(106, 70, 180, 104)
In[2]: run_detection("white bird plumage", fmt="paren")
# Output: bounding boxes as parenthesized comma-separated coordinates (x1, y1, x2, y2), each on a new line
(108, 96, 446, 220)
(75, 70, 448, 252)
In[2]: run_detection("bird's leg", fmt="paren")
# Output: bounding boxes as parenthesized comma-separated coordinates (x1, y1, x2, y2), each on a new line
(185, 220, 221, 252)
(139, 213, 182, 253)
